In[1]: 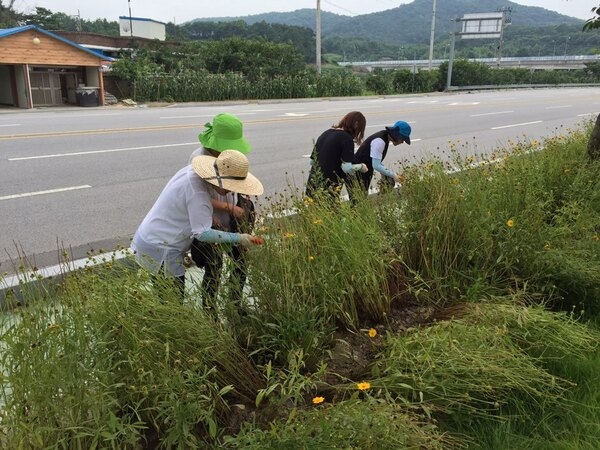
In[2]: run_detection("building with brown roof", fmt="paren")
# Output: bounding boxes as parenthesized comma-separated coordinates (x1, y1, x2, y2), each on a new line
(0, 25, 112, 108)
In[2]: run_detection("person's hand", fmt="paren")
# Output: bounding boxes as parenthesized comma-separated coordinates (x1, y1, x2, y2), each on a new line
(239, 234, 265, 247)
(230, 205, 245, 219)
(360, 163, 368, 173)
(395, 173, 406, 184)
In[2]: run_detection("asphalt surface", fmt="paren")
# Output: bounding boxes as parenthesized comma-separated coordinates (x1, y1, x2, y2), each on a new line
(1, 88, 598, 277)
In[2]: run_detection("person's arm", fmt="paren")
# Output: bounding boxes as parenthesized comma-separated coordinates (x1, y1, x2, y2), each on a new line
(211, 198, 244, 219)
(194, 228, 263, 246)
(372, 158, 396, 179)
(341, 162, 368, 174)
(340, 132, 367, 173)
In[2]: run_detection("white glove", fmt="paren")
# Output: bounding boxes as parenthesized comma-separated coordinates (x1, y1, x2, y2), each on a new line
(238, 234, 265, 247)
(239, 233, 254, 247)
(394, 173, 406, 184)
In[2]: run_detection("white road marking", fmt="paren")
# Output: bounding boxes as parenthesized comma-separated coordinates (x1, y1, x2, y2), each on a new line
(0, 124, 20, 127)
(160, 112, 256, 119)
(470, 111, 514, 117)
(448, 102, 480, 106)
(8, 142, 197, 161)
(9, 113, 122, 120)
(369, 120, 415, 127)
(491, 121, 542, 130)
(159, 114, 215, 119)
(577, 112, 599, 117)
(545, 105, 572, 109)
(0, 185, 91, 201)
(2, 248, 131, 289)
(284, 113, 309, 116)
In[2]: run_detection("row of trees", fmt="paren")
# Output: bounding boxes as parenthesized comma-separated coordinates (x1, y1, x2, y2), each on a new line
(0, 3, 117, 34)
(108, 35, 600, 104)
(3, 3, 600, 62)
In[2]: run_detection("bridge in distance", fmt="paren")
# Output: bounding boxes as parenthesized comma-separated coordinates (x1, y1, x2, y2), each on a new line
(339, 55, 600, 71)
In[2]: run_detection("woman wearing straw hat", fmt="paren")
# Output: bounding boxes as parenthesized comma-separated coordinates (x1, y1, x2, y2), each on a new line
(189, 113, 256, 314)
(131, 150, 264, 308)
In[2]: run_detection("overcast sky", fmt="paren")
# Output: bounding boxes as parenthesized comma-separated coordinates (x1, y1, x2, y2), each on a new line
(13, 0, 598, 24)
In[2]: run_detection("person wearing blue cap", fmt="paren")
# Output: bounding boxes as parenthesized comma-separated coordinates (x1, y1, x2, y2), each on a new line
(351, 120, 411, 196)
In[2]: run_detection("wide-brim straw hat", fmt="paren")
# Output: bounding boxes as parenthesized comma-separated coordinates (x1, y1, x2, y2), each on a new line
(192, 149, 263, 196)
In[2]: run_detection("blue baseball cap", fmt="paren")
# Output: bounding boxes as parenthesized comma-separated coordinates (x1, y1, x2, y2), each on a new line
(386, 120, 411, 145)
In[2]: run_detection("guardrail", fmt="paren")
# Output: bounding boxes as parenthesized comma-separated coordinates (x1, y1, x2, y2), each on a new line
(339, 55, 600, 71)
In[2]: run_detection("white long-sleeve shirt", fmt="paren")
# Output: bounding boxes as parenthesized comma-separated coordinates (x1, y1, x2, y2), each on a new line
(131, 164, 214, 277)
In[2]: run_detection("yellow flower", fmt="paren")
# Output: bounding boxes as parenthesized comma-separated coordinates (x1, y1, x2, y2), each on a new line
(283, 232, 296, 239)
(308, 255, 315, 261)
(313, 219, 323, 224)
(357, 382, 371, 391)
(368, 328, 377, 338)
(506, 219, 514, 228)
(305, 197, 314, 204)
(312, 396, 325, 405)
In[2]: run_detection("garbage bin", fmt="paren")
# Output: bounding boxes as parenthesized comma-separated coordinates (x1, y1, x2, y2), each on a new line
(75, 87, 99, 107)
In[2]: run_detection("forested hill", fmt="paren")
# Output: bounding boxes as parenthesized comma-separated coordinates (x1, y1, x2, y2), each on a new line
(189, 0, 583, 45)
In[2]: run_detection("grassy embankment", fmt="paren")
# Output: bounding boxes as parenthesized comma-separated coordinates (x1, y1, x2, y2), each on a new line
(1, 120, 599, 449)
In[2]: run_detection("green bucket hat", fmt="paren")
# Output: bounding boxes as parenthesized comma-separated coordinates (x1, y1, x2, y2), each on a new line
(198, 113, 252, 154)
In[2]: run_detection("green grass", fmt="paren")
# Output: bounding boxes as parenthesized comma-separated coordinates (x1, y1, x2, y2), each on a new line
(1, 120, 599, 448)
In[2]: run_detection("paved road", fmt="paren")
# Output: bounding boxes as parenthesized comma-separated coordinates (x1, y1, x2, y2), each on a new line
(0, 88, 598, 273)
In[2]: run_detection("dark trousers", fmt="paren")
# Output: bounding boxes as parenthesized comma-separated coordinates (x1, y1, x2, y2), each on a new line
(191, 195, 255, 316)
(190, 240, 247, 315)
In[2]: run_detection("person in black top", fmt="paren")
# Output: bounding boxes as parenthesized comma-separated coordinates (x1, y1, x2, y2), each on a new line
(352, 120, 411, 195)
(305, 111, 368, 201)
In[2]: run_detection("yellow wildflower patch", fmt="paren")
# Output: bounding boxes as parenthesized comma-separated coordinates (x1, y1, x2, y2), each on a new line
(357, 382, 371, 391)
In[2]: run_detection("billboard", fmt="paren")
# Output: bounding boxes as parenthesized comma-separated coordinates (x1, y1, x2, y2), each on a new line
(460, 12, 504, 39)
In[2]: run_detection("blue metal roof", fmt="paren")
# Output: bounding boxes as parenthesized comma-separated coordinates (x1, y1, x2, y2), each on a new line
(118, 16, 166, 25)
(0, 25, 115, 61)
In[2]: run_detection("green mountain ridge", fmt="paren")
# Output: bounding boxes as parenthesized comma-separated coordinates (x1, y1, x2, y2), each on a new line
(189, 0, 582, 46)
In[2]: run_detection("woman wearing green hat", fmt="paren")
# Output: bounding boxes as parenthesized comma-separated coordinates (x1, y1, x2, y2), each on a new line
(189, 113, 256, 316)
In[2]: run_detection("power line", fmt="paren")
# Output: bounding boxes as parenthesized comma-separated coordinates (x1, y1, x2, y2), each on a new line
(322, 0, 401, 17)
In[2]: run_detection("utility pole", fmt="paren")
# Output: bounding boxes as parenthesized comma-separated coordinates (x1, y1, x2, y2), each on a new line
(495, 7, 511, 67)
(563, 36, 570, 60)
(446, 18, 458, 90)
(128, 0, 134, 39)
(75, 10, 82, 32)
(428, 0, 436, 70)
(316, 0, 322, 75)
